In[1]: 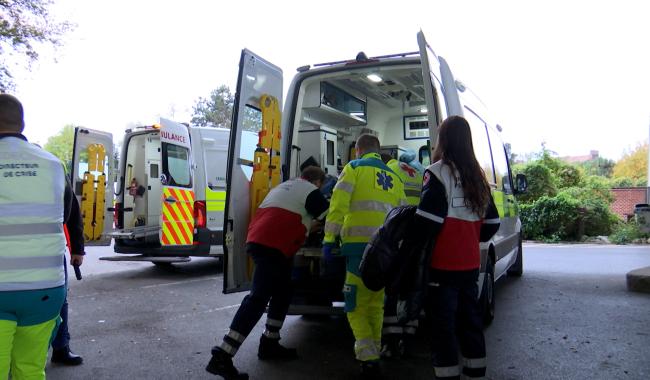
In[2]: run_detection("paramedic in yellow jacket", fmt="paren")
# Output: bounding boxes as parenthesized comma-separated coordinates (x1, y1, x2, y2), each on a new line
(384, 149, 424, 206)
(322, 134, 406, 378)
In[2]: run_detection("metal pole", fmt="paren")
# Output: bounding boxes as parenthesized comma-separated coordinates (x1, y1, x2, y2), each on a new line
(647, 115, 650, 203)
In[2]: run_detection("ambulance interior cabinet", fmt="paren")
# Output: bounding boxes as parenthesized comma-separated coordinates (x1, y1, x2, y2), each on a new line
(380, 145, 407, 160)
(298, 126, 338, 176)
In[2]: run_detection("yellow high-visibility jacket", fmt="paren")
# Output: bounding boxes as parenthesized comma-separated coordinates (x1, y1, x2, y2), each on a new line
(324, 153, 407, 256)
(387, 159, 423, 206)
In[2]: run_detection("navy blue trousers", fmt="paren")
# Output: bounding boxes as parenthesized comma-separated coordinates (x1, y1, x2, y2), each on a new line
(52, 258, 69, 349)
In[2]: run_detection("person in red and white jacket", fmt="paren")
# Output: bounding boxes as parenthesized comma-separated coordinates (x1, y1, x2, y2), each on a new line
(207, 166, 329, 380)
(409, 116, 499, 380)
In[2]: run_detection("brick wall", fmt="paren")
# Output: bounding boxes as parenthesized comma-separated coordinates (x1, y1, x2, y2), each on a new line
(611, 187, 648, 219)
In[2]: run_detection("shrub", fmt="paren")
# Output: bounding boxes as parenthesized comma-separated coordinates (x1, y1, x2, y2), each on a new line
(520, 193, 582, 240)
(556, 165, 582, 188)
(609, 177, 635, 188)
(516, 162, 557, 204)
(557, 185, 617, 237)
(609, 221, 649, 244)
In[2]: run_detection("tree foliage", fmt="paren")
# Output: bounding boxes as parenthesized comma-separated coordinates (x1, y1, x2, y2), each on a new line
(191, 85, 263, 132)
(1, 0, 73, 90)
(191, 85, 234, 128)
(612, 141, 648, 184)
(43, 124, 74, 172)
(516, 146, 618, 241)
(514, 161, 556, 203)
(577, 157, 615, 177)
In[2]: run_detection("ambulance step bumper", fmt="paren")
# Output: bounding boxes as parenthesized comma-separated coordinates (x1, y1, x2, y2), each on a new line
(99, 255, 191, 263)
(105, 226, 160, 239)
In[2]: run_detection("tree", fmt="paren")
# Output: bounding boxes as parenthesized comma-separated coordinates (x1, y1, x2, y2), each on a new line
(44, 124, 74, 172)
(577, 157, 615, 177)
(514, 161, 557, 203)
(613, 141, 648, 184)
(191, 85, 263, 132)
(1, 0, 73, 91)
(191, 85, 233, 128)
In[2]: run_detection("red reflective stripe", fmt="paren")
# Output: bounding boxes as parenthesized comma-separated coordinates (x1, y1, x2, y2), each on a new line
(171, 188, 193, 224)
(162, 203, 183, 244)
(169, 189, 191, 221)
(165, 202, 191, 244)
(161, 231, 171, 245)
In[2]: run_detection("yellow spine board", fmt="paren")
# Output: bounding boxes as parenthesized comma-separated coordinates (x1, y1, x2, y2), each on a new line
(81, 171, 95, 241)
(247, 94, 282, 278)
(81, 144, 107, 241)
(250, 148, 270, 217)
(93, 145, 106, 240)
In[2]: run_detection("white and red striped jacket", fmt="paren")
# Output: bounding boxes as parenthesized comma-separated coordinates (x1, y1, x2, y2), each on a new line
(415, 161, 500, 271)
(247, 178, 329, 257)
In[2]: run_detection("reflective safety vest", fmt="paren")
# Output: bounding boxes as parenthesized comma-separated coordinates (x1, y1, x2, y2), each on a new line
(324, 153, 407, 254)
(387, 159, 423, 206)
(0, 137, 67, 291)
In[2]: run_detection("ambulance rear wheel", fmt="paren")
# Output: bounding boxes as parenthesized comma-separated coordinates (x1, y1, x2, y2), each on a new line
(507, 234, 524, 277)
(481, 255, 495, 327)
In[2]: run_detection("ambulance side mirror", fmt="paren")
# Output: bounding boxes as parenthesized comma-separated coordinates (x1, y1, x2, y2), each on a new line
(514, 174, 527, 194)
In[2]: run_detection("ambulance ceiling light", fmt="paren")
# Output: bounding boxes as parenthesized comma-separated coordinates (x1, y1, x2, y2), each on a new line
(367, 73, 382, 83)
(420, 107, 427, 114)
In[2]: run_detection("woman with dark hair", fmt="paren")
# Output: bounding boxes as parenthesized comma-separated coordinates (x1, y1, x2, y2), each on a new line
(411, 115, 500, 379)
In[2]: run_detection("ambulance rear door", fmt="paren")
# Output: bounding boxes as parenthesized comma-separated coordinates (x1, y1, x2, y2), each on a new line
(71, 127, 114, 246)
(417, 30, 448, 147)
(159, 118, 195, 247)
(224, 49, 283, 293)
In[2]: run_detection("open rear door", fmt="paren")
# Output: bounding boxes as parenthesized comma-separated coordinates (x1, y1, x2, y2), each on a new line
(159, 118, 195, 247)
(71, 127, 114, 246)
(417, 31, 449, 148)
(224, 49, 283, 293)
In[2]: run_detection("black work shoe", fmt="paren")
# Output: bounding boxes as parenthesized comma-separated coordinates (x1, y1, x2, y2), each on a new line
(380, 337, 404, 360)
(380, 341, 403, 360)
(257, 335, 298, 361)
(206, 348, 248, 379)
(360, 360, 382, 379)
(51, 346, 83, 366)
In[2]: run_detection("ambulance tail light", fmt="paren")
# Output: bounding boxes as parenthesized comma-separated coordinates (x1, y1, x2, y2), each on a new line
(194, 201, 206, 229)
(114, 202, 122, 229)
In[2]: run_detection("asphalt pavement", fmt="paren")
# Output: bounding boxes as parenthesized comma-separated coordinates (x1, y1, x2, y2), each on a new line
(45, 244, 650, 380)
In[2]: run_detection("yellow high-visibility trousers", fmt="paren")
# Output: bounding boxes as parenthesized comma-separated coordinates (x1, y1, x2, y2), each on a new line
(343, 272, 384, 362)
(0, 317, 59, 380)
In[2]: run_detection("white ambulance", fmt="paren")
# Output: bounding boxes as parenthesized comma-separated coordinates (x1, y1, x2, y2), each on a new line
(70, 119, 256, 264)
(223, 31, 527, 323)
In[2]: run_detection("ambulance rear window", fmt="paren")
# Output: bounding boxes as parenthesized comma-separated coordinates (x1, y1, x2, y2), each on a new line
(162, 143, 191, 188)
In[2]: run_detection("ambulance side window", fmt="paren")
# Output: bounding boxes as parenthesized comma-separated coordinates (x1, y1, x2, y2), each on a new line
(487, 127, 512, 194)
(162, 143, 191, 187)
(464, 108, 496, 185)
(238, 106, 263, 180)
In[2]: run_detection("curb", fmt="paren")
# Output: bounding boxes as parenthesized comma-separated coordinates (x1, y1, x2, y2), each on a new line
(626, 266, 650, 294)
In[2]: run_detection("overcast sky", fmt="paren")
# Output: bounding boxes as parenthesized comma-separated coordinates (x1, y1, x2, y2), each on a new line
(11, 0, 650, 160)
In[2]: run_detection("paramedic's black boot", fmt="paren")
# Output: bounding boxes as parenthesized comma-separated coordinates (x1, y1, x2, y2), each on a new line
(401, 335, 414, 358)
(206, 347, 249, 380)
(360, 360, 382, 379)
(257, 335, 298, 360)
(380, 335, 403, 360)
(51, 346, 83, 366)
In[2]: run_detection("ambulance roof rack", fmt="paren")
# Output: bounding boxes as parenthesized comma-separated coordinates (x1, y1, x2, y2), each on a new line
(311, 51, 420, 68)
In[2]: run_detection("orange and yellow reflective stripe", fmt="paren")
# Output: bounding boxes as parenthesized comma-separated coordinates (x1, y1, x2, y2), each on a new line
(161, 188, 195, 246)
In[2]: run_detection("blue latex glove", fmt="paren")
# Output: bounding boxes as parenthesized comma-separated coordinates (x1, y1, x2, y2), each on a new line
(322, 243, 336, 261)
